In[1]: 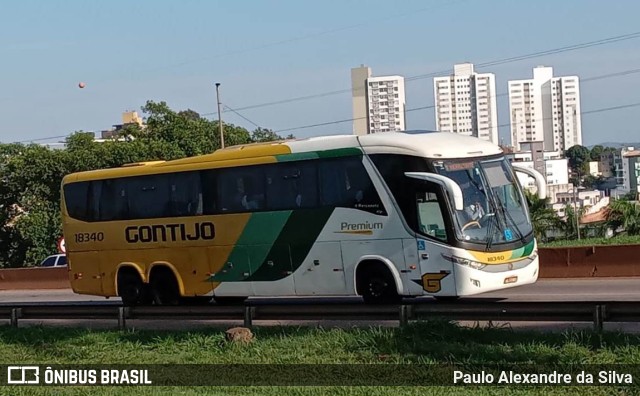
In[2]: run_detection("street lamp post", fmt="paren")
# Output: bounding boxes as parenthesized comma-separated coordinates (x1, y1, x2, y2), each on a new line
(215, 83, 224, 149)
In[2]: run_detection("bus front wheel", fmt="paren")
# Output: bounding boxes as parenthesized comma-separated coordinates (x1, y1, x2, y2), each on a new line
(357, 262, 401, 305)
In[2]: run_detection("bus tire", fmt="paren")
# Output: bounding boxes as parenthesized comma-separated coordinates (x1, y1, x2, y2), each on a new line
(356, 261, 401, 305)
(213, 296, 248, 305)
(150, 267, 180, 306)
(117, 268, 145, 306)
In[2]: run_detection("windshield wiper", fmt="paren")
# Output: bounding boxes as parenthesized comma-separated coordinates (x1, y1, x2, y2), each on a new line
(493, 196, 525, 244)
(484, 212, 497, 252)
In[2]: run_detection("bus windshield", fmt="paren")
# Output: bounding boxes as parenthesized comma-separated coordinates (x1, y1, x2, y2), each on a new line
(432, 158, 532, 247)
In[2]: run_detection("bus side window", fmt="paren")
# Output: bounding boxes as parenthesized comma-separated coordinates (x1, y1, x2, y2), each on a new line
(170, 171, 202, 216)
(99, 179, 129, 221)
(320, 157, 385, 215)
(63, 182, 90, 221)
(127, 174, 171, 219)
(200, 170, 217, 215)
(265, 161, 318, 210)
(319, 159, 348, 206)
(217, 167, 265, 212)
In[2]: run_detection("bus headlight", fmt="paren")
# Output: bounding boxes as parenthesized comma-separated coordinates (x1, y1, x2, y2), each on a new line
(441, 254, 486, 270)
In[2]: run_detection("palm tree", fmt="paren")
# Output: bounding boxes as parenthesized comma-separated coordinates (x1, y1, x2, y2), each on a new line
(606, 199, 640, 236)
(524, 190, 562, 242)
(563, 203, 587, 240)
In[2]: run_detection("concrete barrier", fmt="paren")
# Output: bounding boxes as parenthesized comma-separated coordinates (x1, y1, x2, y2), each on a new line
(0, 267, 70, 290)
(538, 244, 640, 278)
(1, 244, 639, 290)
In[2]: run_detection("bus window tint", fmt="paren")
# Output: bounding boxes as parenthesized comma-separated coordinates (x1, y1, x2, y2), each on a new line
(99, 178, 128, 221)
(218, 167, 265, 212)
(127, 174, 172, 219)
(170, 172, 202, 216)
(266, 162, 318, 210)
(63, 182, 90, 221)
(417, 191, 448, 241)
(200, 170, 217, 215)
(320, 157, 385, 215)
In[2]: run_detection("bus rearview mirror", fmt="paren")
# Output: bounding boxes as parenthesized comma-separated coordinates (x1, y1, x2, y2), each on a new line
(404, 172, 464, 211)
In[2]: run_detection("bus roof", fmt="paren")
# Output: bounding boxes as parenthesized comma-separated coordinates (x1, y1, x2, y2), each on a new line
(62, 131, 503, 183)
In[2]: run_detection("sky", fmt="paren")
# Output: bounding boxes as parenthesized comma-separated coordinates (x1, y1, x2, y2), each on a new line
(1, 0, 640, 146)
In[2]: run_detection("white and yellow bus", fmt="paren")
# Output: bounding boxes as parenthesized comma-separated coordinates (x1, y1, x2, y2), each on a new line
(61, 131, 546, 305)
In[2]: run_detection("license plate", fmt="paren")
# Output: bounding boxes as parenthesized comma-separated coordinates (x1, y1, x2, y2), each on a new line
(504, 276, 518, 284)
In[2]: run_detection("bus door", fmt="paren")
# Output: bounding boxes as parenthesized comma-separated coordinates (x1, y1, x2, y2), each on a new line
(405, 176, 457, 296)
(293, 242, 345, 295)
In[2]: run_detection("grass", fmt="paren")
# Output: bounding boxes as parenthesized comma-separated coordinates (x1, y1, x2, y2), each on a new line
(540, 235, 640, 247)
(1, 321, 639, 395)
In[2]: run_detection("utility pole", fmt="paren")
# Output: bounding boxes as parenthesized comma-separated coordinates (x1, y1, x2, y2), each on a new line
(574, 168, 581, 240)
(215, 82, 224, 149)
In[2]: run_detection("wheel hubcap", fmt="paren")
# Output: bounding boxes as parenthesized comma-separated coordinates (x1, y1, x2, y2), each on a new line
(368, 279, 387, 297)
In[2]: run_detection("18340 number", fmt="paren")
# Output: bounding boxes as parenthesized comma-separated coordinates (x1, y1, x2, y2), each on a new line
(74, 232, 104, 243)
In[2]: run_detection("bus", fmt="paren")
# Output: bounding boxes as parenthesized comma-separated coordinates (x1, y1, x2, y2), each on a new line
(60, 131, 546, 305)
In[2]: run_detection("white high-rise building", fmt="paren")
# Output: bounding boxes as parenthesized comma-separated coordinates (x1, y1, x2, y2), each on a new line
(508, 66, 582, 152)
(351, 65, 406, 135)
(433, 63, 498, 144)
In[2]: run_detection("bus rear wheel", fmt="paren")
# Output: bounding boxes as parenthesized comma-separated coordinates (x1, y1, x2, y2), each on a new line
(117, 268, 149, 306)
(357, 262, 401, 305)
(150, 268, 180, 306)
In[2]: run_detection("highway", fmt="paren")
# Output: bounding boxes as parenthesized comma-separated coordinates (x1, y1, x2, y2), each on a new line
(1, 278, 640, 304)
(1, 278, 639, 332)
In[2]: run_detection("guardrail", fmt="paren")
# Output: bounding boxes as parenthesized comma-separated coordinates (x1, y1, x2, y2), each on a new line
(2, 301, 639, 332)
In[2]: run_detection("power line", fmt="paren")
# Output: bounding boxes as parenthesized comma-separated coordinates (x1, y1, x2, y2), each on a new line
(271, 67, 640, 133)
(495, 101, 640, 129)
(13, 66, 640, 144)
(223, 104, 262, 129)
(200, 31, 640, 116)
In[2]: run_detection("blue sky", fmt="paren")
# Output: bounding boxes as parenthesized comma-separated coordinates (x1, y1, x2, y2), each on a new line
(1, 0, 639, 146)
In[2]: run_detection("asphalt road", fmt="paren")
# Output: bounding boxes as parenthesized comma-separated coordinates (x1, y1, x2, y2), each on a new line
(1, 279, 639, 332)
(1, 278, 640, 304)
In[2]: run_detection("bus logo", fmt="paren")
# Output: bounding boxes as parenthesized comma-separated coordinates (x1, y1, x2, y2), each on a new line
(421, 272, 449, 293)
(125, 222, 215, 243)
(335, 221, 383, 235)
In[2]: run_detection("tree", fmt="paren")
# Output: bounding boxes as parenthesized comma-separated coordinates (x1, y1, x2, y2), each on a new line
(590, 145, 604, 161)
(524, 191, 562, 242)
(0, 100, 270, 267)
(251, 127, 287, 143)
(606, 199, 640, 236)
(562, 204, 587, 240)
(565, 145, 590, 185)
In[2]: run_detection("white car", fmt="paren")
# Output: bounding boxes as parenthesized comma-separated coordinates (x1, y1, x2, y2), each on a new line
(39, 254, 67, 267)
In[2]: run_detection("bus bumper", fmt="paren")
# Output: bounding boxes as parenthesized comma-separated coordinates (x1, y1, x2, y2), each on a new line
(452, 257, 539, 296)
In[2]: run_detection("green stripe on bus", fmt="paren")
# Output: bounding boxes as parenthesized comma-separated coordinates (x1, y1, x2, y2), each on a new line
(246, 207, 334, 282)
(275, 152, 319, 162)
(522, 239, 535, 257)
(275, 148, 362, 162)
(209, 211, 291, 282)
(316, 147, 362, 158)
